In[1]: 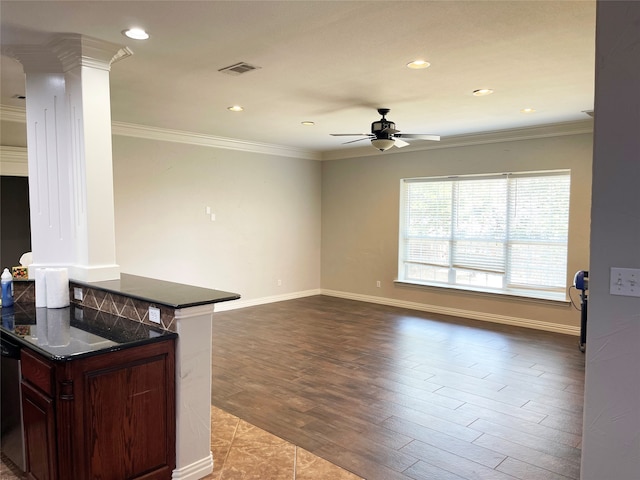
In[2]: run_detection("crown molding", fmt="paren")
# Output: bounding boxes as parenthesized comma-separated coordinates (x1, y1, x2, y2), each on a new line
(1, 104, 591, 161)
(49, 34, 133, 71)
(0, 105, 320, 160)
(0, 146, 28, 176)
(321, 120, 594, 161)
(111, 121, 322, 161)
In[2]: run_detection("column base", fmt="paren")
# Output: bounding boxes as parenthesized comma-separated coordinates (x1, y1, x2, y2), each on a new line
(172, 453, 213, 480)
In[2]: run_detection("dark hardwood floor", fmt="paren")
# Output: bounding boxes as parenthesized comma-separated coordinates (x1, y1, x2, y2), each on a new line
(211, 295, 584, 480)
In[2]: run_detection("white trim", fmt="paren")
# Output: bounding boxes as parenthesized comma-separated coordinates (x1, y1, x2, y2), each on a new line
(1, 104, 592, 161)
(111, 121, 321, 161)
(213, 289, 321, 312)
(394, 280, 570, 306)
(321, 289, 580, 336)
(0, 104, 320, 160)
(210, 287, 578, 335)
(0, 146, 28, 176)
(171, 453, 213, 480)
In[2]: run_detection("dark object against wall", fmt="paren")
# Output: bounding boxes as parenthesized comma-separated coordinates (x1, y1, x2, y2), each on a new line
(1, 176, 31, 270)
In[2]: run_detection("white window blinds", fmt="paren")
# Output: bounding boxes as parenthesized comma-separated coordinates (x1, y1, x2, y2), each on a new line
(399, 170, 571, 299)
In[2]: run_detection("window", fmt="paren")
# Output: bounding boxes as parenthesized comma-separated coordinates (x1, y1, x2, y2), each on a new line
(398, 170, 571, 300)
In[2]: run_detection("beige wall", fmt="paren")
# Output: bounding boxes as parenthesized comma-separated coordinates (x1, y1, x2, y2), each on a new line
(321, 132, 593, 331)
(2, 117, 593, 331)
(111, 136, 322, 305)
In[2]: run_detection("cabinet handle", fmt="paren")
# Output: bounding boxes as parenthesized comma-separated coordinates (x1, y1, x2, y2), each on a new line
(59, 380, 74, 400)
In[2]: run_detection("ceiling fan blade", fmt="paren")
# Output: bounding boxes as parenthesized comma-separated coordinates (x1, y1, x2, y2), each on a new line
(394, 138, 410, 148)
(395, 133, 440, 141)
(380, 127, 399, 135)
(330, 133, 372, 137)
(342, 137, 372, 145)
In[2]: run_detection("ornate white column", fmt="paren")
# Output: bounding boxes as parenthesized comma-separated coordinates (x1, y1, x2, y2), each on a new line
(5, 34, 132, 282)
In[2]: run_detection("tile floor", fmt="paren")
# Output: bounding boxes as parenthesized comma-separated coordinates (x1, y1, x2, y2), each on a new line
(0, 405, 363, 480)
(206, 406, 363, 480)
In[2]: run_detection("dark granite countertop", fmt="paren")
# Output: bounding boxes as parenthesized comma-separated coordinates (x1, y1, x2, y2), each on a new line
(0, 303, 176, 362)
(73, 273, 240, 309)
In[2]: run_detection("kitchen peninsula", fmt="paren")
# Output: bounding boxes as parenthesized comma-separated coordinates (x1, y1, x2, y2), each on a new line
(2, 274, 240, 480)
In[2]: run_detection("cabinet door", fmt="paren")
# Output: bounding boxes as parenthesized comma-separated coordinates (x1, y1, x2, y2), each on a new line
(22, 381, 57, 480)
(83, 352, 174, 479)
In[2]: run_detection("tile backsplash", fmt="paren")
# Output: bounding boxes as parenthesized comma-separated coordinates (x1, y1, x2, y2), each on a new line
(12, 280, 176, 332)
(70, 282, 176, 332)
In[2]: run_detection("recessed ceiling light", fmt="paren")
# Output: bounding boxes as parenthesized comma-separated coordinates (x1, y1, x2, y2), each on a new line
(520, 108, 536, 114)
(472, 89, 494, 97)
(227, 105, 244, 112)
(301, 121, 315, 126)
(407, 60, 431, 70)
(123, 28, 149, 40)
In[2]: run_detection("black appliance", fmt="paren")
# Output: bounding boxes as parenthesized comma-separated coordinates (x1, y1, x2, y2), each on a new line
(573, 270, 588, 352)
(1, 329, 25, 471)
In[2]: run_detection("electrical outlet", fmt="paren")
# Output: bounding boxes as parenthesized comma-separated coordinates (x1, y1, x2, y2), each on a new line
(74, 287, 83, 301)
(610, 267, 640, 297)
(148, 306, 161, 324)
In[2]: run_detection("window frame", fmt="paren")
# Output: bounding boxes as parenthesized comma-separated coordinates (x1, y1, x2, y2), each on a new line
(397, 170, 571, 302)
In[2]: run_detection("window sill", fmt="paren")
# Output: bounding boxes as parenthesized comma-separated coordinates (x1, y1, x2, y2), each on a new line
(394, 279, 571, 306)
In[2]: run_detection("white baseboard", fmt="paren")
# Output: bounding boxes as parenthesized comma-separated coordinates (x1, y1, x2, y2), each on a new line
(172, 453, 213, 480)
(210, 287, 579, 336)
(213, 289, 321, 312)
(321, 289, 580, 336)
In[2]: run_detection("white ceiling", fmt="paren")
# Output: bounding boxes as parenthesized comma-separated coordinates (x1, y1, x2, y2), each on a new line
(0, 0, 596, 154)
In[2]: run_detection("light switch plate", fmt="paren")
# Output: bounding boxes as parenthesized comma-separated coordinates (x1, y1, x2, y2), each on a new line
(148, 306, 161, 324)
(610, 267, 640, 297)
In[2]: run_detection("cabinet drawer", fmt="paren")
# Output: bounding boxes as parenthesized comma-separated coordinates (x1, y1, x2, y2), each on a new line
(21, 349, 53, 396)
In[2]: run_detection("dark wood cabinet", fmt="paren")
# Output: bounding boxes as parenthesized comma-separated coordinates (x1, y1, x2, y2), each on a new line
(22, 381, 57, 480)
(20, 340, 175, 480)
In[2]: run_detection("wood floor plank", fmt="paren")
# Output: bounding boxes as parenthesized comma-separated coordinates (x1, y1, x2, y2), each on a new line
(312, 442, 417, 480)
(434, 386, 546, 421)
(496, 456, 576, 480)
(468, 419, 582, 462)
(380, 416, 507, 468)
(211, 295, 585, 480)
(468, 407, 583, 448)
(473, 433, 580, 479)
(401, 460, 468, 480)
(301, 419, 418, 473)
(400, 439, 518, 480)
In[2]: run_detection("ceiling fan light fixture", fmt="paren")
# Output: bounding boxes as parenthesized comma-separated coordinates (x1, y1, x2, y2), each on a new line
(371, 138, 395, 151)
(407, 59, 431, 69)
(472, 88, 494, 97)
(122, 28, 149, 40)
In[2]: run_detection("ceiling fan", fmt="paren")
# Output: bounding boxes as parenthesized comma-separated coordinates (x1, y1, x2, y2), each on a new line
(331, 108, 440, 151)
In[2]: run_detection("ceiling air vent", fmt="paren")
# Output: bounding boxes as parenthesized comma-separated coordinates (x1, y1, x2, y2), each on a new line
(218, 62, 261, 76)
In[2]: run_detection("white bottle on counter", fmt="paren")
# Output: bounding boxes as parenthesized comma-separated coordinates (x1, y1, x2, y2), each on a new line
(1, 268, 14, 307)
